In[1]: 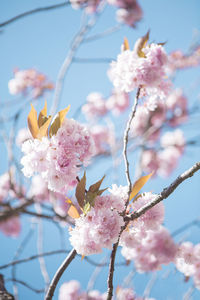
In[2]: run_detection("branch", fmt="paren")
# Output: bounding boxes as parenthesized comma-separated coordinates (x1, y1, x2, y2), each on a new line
(0, 199, 34, 222)
(6, 278, 44, 294)
(0, 2, 69, 28)
(0, 250, 69, 270)
(107, 241, 119, 300)
(45, 248, 77, 300)
(124, 161, 200, 222)
(50, 3, 105, 115)
(123, 88, 141, 198)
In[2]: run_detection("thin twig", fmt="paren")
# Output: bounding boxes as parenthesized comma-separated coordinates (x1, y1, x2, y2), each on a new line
(0, 250, 69, 270)
(45, 248, 77, 300)
(124, 161, 200, 223)
(6, 278, 44, 294)
(123, 88, 141, 199)
(50, 3, 105, 116)
(0, 2, 69, 28)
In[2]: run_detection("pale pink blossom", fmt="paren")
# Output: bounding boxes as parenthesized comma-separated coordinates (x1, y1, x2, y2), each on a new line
(168, 46, 200, 74)
(16, 128, 32, 147)
(0, 216, 21, 237)
(69, 193, 124, 255)
(166, 89, 188, 126)
(89, 125, 112, 155)
(70, 0, 100, 14)
(106, 90, 130, 115)
(131, 192, 165, 230)
(160, 129, 185, 154)
(21, 119, 94, 194)
(121, 226, 177, 272)
(8, 69, 53, 98)
(82, 93, 107, 120)
(175, 242, 196, 277)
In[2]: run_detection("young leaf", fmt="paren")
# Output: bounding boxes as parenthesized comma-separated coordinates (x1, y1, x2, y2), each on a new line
(129, 172, 153, 201)
(38, 101, 47, 127)
(135, 30, 150, 58)
(75, 172, 86, 209)
(68, 205, 80, 219)
(123, 37, 130, 51)
(81, 255, 85, 260)
(89, 175, 105, 193)
(83, 201, 91, 215)
(97, 187, 107, 196)
(49, 105, 70, 137)
(36, 116, 52, 140)
(27, 104, 39, 138)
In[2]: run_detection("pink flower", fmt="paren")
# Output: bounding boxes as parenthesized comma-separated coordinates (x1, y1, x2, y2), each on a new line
(82, 93, 107, 120)
(0, 216, 21, 237)
(69, 193, 124, 255)
(8, 69, 53, 98)
(21, 119, 94, 194)
(106, 89, 130, 115)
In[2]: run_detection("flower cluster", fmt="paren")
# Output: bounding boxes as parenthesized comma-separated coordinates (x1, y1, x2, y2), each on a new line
(141, 129, 185, 177)
(116, 287, 155, 300)
(69, 185, 126, 256)
(168, 46, 200, 75)
(59, 280, 155, 300)
(8, 68, 54, 98)
(69, 0, 142, 26)
(120, 192, 177, 272)
(108, 0, 143, 27)
(175, 242, 200, 290)
(21, 119, 94, 194)
(82, 90, 130, 120)
(59, 280, 106, 300)
(108, 42, 170, 110)
(0, 172, 21, 237)
(69, 0, 100, 14)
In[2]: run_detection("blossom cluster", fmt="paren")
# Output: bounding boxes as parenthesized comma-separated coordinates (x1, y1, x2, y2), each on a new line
(108, 42, 170, 110)
(69, 0, 142, 26)
(82, 90, 130, 120)
(168, 46, 200, 75)
(108, 0, 143, 27)
(120, 192, 177, 272)
(8, 68, 54, 98)
(0, 172, 21, 237)
(59, 280, 155, 300)
(82, 90, 129, 155)
(175, 242, 200, 290)
(69, 185, 126, 255)
(59, 280, 106, 300)
(21, 119, 94, 194)
(129, 88, 187, 177)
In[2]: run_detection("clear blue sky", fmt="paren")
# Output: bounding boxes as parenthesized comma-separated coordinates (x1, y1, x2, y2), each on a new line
(0, 0, 200, 299)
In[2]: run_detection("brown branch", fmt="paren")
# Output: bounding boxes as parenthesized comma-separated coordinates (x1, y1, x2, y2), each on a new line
(45, 248, 77, 300)
(0, 199, 34, 222)
(0, 250, 69, 270)
(0, 2, 69, 28)
(124, 161, 200, 223)
(107, 241, 120, 300)
(123, 88, 141, 199)
(6, 278, 44, 294)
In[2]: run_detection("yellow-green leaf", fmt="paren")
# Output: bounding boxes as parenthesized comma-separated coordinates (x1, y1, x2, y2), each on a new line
(38, 101, 47, 127)
(123, 37, 130, 51)
(36, 116, 52, 140)
(75, 172, 86, 209)
(49, 105, 70, 137)
(67, 205, 80, 219)
(129, 172, 153, 201)
(27, 104, 39, 139)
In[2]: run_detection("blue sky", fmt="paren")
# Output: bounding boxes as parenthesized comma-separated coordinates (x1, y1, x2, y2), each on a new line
(1, 0, 200, 299)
